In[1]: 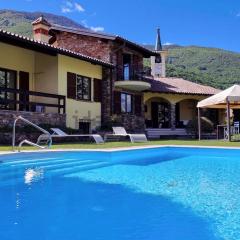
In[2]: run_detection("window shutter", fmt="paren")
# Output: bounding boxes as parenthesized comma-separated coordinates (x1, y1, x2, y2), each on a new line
(135, 94, 142, 116)
(67, 72, 76, 99)
(114, 91, 121, 114)
(94, 78, 102, 102)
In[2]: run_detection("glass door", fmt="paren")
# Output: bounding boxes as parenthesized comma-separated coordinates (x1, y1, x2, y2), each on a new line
(123, 54, 131, 80)
(151, 102, 170, 128)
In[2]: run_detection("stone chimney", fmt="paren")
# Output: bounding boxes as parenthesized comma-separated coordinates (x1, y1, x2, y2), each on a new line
(32, 16, 51, 43)
(151, 28, 168, 78)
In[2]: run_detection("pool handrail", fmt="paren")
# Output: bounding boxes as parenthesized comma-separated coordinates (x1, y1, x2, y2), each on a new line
(12, 116, 52, 152)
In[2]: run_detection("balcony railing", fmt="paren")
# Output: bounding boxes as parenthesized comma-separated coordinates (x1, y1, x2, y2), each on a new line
(0, 87, 66, 114)
(116, 68, 147, 82)
(117, 73, 146, 81)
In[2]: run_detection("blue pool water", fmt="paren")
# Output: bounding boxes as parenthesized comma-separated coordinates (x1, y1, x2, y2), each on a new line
(0, 147, 240, 240)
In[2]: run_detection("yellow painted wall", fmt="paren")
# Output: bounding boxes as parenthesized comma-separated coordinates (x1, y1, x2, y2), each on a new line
(34, 52, 58, 113)
(144, 92, 205, 121)
(179, 100, 198, 121)
(58, 55, 102, 130)
(0, 42, 35, 92)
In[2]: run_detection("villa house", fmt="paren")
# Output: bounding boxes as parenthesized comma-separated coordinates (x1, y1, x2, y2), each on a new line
(0, 16, 221, 137)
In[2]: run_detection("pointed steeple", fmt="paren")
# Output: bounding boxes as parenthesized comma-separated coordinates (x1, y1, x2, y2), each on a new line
(151, 27, 167, 78)
(155, 28, 162, 51)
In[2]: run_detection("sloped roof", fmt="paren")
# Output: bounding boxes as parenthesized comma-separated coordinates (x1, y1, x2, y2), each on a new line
(197, 84, 240, 108)
(0, 29, 114, 68)
(145, 77, 220, 95)
(49, 24, 158, 57)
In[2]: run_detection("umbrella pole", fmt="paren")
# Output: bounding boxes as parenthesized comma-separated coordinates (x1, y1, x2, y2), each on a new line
(198, 107, 201, 140)
(226, 99, 231, 142)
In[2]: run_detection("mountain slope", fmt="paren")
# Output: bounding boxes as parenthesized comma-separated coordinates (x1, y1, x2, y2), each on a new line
(0, 9, 85, 37)
(0, 9, 240, 89)
(145, 45, 240, 89)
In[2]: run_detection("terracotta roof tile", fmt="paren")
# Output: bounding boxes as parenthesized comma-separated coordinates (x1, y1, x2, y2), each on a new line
(145, 77, 220, 95)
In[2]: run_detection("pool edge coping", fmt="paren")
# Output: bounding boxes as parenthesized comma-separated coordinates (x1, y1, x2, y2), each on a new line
(1, 144, 240, 155)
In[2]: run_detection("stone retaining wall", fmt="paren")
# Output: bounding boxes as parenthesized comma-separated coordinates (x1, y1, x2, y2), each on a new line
(0, 110, 66, 145)
(0, 110, 66, 128)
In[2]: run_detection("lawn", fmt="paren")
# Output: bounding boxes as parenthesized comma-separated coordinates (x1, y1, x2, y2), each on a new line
(1, 139, 240, 152)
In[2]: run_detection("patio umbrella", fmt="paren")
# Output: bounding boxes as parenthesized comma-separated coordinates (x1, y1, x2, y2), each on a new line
(197, 85, 240, 141)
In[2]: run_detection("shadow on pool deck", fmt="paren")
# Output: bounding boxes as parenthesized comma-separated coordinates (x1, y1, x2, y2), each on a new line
(0, 176, 222, 240)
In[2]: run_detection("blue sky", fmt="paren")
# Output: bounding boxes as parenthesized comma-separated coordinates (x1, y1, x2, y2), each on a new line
(1, 0, 240, 52)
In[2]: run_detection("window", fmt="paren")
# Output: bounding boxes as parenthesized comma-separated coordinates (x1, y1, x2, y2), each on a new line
(121, 93, 132, 113)
(76, 75, 91, 101)
(67, 73, 92, 101)
(0, 68, 16, 109)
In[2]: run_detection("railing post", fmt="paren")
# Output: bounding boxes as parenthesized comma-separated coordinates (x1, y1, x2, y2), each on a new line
(23, 91, 27, 111)
(58, 97, 60, 114)
(63, 96, 66, 114)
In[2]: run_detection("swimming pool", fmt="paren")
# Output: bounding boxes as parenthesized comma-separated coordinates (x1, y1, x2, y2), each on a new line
(0, 147, 239, 240)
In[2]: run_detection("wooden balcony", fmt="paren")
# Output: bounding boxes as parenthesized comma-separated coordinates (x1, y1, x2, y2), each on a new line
(0, 87, 66, 114)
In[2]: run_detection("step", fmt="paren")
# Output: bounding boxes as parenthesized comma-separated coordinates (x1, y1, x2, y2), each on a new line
(0, 159, 104, 182)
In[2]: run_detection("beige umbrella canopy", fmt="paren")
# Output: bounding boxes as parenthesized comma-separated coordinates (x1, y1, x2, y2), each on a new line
(197, 85, 240, 141)
(197, 84, 240, 109)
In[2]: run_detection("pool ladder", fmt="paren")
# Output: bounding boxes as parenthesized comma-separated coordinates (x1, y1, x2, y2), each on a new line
(12, 116, 52, 152)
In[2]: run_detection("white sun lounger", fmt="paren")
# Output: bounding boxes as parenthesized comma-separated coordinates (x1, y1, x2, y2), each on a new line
(50, 128, 104, 144)
(105, 127, 148, 143)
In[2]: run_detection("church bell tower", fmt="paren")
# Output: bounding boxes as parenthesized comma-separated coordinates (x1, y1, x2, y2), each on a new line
(151, 28, 168, 78)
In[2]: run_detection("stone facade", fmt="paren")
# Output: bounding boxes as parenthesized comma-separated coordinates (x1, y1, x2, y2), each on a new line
(0, 110, 66, 128)
(53, 32, 112, 62)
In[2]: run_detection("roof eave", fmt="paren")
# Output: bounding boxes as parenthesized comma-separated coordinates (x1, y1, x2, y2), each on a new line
(0, 30, 114, 68)
(145, 89, 216, 96)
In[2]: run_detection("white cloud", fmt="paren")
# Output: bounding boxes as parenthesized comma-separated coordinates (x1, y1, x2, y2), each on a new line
(90, 26, 104, 32)
(81, 20, 104, 32)
(61, 1, 85, 13)
(74, 2, 85, 12)
(164, 42, 173, 46)
(61, 7, 72, 13)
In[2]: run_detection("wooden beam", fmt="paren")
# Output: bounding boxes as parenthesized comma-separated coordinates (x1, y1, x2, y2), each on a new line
(198, 107, 201, 140)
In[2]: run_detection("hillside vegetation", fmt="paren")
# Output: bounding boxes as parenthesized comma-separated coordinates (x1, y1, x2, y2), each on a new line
(0, 9, 240, 89)
(144, 46, 240, 89)
(0, 9, 84, 37)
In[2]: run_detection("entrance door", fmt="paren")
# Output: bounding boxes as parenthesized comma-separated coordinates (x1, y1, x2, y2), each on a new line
(151, 102, 170, 128)
(19, 71, 29, 111)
